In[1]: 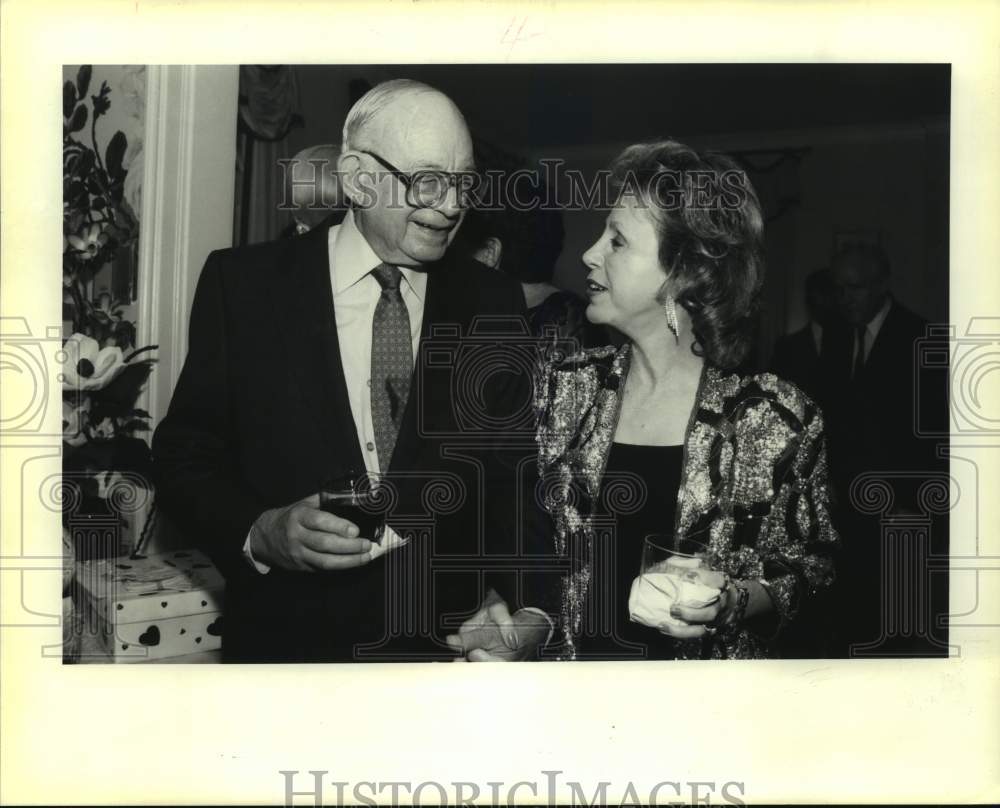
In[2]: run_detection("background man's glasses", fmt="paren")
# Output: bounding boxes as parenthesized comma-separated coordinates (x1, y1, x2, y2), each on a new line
(360, 149, 477, 209)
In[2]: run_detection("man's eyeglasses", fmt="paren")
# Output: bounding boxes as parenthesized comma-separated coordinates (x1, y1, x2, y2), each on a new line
(359, 149, 478, 209)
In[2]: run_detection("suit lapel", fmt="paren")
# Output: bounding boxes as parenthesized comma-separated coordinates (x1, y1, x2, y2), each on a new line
(280, 221, 366, 474)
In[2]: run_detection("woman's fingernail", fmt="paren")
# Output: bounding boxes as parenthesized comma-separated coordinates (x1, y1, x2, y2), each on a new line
(505, 630, 518, 649)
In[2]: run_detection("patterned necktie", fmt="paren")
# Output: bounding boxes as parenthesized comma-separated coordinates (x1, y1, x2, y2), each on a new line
(852, 324, 867, 381)
(370, 263, 413, 471)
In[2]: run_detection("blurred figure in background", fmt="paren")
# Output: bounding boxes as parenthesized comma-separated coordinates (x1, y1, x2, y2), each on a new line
(280, 143, 345, 236)
(454, 180, 607, 359)
(824, 242, 949, 657)
(770, 267, 840, 409)
(826, 243, 940, 502)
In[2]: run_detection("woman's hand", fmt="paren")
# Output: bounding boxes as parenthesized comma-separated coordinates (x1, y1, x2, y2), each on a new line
(630, 568, 755, 639)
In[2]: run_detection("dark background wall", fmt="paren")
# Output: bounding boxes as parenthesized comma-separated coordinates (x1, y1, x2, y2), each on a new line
(266, 63, 949, 358)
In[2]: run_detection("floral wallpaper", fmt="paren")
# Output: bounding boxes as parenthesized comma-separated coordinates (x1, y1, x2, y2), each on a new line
(62, 65, 156, 558)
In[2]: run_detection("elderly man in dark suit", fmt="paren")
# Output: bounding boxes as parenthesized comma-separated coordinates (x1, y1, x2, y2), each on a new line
(824, 243, 949, 656)
(827, 244, 941, 490)
(152, 80, 545, 662)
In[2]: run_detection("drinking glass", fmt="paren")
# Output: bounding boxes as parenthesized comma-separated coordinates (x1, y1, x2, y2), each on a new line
(630, 534, 722, 628)
(318, 470, 385, 541)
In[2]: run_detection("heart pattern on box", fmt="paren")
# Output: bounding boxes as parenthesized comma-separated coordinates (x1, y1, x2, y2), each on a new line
(206, 617, 223, 637)
(138, 625, 161, 646)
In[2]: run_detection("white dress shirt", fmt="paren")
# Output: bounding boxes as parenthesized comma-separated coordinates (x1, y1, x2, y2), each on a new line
(852, 296, 892, 376)
(244, 210, 426, 572)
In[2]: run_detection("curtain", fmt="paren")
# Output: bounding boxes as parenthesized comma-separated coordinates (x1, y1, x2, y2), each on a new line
(232, 66, 303, 245)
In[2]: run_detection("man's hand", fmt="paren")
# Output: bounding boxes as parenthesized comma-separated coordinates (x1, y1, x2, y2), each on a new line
(250, 493, 374, 572)
(445, 590, 551, 661)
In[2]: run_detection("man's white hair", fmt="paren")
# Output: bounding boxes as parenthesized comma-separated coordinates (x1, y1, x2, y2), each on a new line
(342, 79, 443, 152)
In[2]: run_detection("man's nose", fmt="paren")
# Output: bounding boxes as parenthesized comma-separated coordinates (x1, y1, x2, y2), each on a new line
(436, 183, 464, 218)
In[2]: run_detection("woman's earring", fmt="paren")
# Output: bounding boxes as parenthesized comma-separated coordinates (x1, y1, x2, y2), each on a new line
(664, 295, 680, 342)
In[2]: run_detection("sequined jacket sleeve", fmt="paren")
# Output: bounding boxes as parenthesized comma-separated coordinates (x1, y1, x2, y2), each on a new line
(706, 373, 839, 639)
(756, 388, 838, 632)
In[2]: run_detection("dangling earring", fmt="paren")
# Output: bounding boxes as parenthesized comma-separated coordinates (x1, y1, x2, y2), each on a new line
(664, 295, 680, 342)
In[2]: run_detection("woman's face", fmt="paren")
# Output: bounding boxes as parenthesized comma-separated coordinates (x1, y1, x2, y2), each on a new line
(582, 194, 667, 335)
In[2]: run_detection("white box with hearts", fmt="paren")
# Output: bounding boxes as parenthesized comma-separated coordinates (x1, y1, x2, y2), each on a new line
(77, 549, 225, 662)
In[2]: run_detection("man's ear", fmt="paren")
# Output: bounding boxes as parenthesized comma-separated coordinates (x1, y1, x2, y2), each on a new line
(336, 151, 366, 208)
(474, 236, 503, 270)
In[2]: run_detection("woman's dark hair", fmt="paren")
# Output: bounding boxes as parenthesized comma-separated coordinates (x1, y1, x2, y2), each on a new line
(609, 140, 765, 370)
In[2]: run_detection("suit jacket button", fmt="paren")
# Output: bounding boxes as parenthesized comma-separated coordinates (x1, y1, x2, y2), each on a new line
(366, 442, 375, 451)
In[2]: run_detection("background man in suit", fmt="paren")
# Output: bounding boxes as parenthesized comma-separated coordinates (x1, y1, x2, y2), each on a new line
(824, 243, 948, 656)
(770, 267, 839, 409)
(827, 243, 941, 494)
(153, 80, 542, 662)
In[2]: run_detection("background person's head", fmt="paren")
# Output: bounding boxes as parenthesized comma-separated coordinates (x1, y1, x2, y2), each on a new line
(285, 144, 344, 234)
(453, 183, 565, 286)
(804, 267, 836, 327)
(830, 243, 891, 327)
(582, 139, 765, 370)
(337, 79, 475, 268)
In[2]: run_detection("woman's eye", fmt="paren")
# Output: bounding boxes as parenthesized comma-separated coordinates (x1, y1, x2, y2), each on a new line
(610, 236, 624, 249)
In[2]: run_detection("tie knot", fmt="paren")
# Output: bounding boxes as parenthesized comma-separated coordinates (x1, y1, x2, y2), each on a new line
(372, 263, 402, 292)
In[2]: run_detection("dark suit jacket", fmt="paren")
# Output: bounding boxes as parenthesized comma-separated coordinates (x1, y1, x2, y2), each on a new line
(770, 324, 828, 407)
(820, 301, 950, 656)
(152, 214, 538, 662)
(823, 299, 946, 495)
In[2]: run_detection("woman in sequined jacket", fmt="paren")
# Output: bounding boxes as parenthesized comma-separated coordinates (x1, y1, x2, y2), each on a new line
(450, 139, 838, 662)
(535, 342, 838, 659)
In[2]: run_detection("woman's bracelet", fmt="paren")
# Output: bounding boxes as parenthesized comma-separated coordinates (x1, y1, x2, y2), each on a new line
(716, 576, 750, 629)
(731, 581, 751, 624)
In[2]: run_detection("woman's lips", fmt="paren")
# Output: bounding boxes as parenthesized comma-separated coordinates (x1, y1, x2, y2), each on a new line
(586, 279, 608, 295)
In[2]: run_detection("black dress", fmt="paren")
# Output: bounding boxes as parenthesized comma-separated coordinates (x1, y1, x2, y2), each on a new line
(574, 442, 684, 660)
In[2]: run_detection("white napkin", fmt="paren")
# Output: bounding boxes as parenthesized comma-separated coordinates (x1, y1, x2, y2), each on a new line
(629, 570, 721, 629)
(367, 524, 410, 561)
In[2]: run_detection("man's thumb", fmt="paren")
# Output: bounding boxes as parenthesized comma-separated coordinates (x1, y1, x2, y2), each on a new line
(446, 626, 500, 654)
(487, 600, 516, 649)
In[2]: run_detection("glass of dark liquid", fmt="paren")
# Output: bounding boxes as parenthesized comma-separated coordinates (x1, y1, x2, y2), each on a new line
(318, 471, 385, 541)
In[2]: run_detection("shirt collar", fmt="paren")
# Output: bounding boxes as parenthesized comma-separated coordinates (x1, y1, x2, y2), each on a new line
(329, 209, 427, 302)
(866, 295, 892, 339)
(810, 321, 823, 353)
